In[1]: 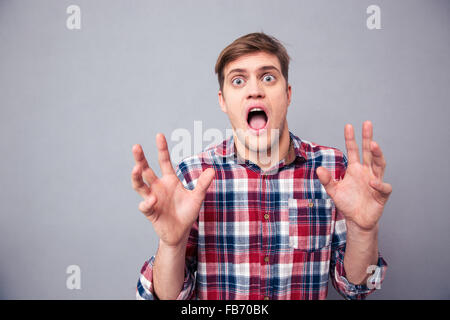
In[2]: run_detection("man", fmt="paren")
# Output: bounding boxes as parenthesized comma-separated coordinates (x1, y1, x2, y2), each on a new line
(132, 33, 391, 300)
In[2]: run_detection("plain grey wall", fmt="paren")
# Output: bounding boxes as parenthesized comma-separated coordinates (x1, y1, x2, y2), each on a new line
(0, 0, 449, 299)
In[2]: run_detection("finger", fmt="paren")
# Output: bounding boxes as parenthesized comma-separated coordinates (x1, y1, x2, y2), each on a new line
(362, 120, 373, 168)
(344, 124, 361, 164)
(156, 133, 176, 176)
(132, 144, 158, 184)
(316, 167, 338, 199)
(131, 165, 151, 197)
(193, 168, 215, 200)
(370, 141, 386, 180)
(369, 180, 393, 199)
(138, 195, 157, 216)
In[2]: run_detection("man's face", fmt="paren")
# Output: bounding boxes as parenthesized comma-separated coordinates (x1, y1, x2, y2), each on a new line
(218, 51, 292, 155)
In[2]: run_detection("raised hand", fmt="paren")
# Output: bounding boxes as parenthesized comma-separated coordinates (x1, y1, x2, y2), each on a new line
(316, 121, 392, 232)
(131, 133, 215, 247)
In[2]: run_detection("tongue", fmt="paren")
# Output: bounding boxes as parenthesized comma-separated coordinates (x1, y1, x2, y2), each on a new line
(249, 113, 267, 130)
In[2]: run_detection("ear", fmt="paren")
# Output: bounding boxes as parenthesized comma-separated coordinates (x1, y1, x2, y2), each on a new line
(218, 90, 227, 113)
(286, 83, 292, 107)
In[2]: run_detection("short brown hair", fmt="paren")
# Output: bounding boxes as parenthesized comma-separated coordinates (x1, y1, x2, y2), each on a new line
(214, 32, 290, 92)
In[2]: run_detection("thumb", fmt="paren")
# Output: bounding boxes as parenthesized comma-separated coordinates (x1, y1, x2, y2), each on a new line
(316, 167, 338, 198)
(193, 168, 215, 200)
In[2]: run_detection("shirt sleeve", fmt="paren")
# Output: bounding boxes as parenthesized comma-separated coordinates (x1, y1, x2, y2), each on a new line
(329, 152, 389, 300)
(330, 242, 388, 300)
(136, 162, 199, 300)
(136, 253, 197, 300)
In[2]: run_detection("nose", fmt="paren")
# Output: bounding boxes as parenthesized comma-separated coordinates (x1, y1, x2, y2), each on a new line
(246, 77, 265, 99)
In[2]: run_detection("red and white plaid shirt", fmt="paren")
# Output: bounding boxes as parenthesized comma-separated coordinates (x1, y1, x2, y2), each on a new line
(137, 131, 388, 300)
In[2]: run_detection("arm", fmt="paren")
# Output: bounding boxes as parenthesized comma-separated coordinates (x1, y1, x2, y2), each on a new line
(153, 238, 189, 299)
(131, 133, 214, 299)
(329, 207, 388, 299)
(137, 223, 198, 300)
(317, 121, 392, 294)
(343, 221, 379, 285)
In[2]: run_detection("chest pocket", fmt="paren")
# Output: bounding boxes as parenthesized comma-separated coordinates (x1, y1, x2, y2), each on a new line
(288, 198, 333, 251)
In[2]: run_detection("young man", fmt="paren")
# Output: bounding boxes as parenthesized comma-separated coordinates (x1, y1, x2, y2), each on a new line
(132, 33, 392, 300)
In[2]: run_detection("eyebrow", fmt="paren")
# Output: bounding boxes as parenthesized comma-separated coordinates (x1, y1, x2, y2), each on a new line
(226, 65, 281, 78)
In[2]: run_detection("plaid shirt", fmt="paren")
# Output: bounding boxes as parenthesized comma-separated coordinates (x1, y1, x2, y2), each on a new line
(137, 131, 388, 300)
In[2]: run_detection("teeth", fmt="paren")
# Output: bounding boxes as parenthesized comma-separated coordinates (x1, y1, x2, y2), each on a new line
(250, 108, 263, 112)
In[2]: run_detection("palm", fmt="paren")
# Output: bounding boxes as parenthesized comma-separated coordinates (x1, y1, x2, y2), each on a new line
(317, 121, 392, 231)
(131, 134, 215, 247)
(148, 173, 206, 245)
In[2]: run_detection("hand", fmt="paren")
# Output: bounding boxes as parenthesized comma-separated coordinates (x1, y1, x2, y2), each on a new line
(316, 121, 392, 232)
(131, 133, 215, 247)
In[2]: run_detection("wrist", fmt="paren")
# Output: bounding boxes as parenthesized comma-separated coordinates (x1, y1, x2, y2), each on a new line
(158, 236, 189, 254)
(346, 220, 379, 242)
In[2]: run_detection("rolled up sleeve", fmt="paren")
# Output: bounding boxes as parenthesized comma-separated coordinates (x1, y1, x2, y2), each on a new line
(136, 255, 196, 300)
(330, 244, 388, 300)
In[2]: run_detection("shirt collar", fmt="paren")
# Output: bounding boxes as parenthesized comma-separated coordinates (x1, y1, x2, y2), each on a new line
(214, 131, 308, 162)
(289, 131, 308, 162)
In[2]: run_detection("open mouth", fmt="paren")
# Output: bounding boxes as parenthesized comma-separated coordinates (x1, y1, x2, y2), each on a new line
(247, 107, 268, 131)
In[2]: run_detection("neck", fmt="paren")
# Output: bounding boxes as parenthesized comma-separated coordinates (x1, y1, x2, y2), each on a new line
(234, 122, 293, 171)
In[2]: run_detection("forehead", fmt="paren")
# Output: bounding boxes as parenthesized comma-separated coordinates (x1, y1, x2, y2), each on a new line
(223, 51, 281, 76)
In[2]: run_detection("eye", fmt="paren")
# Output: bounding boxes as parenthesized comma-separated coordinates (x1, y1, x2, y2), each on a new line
(232, 77, 245, 86)
(263, 74, 275, 82)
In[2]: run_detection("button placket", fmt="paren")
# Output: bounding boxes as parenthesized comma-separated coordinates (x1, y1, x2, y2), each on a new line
(260, 173, 272, 300)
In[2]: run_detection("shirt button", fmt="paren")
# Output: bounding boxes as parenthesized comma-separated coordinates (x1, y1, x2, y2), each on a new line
(309, 202, 314, 208)
(264, 213, 270, 220)
(264, 256, 270, 263)
(264, 296, 270, 300)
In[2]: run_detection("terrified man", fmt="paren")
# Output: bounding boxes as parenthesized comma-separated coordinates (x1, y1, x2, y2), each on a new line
(132, 32, 392, 300)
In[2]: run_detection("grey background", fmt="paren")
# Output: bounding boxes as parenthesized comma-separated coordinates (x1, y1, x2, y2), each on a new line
(0, 0, 449, 299)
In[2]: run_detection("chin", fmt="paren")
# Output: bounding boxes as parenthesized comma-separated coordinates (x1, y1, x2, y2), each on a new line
(240, 126, 282, 153)
(246, 136, 270, 153)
